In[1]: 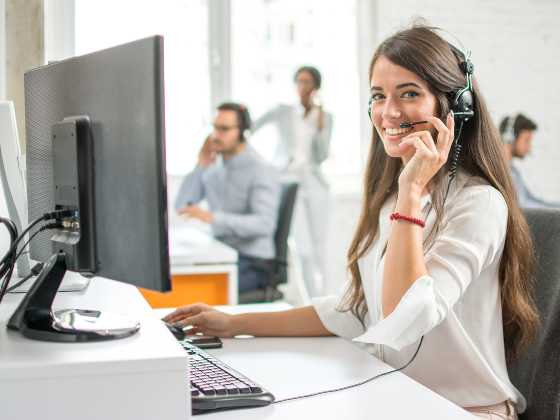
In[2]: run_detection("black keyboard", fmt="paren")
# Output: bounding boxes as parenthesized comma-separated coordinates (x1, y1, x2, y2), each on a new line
(180, 341, 275, 414)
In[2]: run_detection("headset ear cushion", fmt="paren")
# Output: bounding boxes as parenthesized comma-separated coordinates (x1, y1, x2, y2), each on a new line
(502, 117, 517, 145)
(502, 131, 515, 145)
(238, 106, 250, 141)
(454, 90, 474, 113)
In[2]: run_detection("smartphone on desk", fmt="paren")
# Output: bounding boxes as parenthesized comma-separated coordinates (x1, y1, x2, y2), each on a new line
(180, 336, 223, 349)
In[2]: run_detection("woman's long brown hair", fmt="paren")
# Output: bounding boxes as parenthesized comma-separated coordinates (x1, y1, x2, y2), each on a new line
(338, 21, 539, 362)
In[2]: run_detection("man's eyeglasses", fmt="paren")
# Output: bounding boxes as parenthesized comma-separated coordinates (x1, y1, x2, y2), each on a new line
(213, 124, 239, 134)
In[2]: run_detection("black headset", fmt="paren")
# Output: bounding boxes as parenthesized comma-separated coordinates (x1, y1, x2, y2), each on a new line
(446, 43, 475, 122)
(237, 104, 251, 142)
(501, 116, 518, 145)
(367, 41, 475, 125)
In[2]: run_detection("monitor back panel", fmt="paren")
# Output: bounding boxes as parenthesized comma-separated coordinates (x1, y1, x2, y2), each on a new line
(25, 36, 171, 292)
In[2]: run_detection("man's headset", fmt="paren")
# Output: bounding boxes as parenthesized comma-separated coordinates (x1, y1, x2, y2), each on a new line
(367, 41, 475, 126)
(501, 116, 518, 145)
(237, 105, 251, 142)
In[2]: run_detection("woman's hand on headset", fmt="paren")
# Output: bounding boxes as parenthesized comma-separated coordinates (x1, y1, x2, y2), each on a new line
(397, 113, 455, 196)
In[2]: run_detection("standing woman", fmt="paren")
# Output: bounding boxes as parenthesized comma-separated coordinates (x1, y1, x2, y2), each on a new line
(251, 67, 333, 297)
(165, 23, 539, 419)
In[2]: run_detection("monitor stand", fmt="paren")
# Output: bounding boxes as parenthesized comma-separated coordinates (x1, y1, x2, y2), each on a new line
(7, 252, 140, 342)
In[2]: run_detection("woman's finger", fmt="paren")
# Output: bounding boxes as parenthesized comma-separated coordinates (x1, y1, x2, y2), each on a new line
(176, 313, 206, 329)
(400, 135, 432, 157)
(400, 130, 437, 154)
(400, 131, 434, 154)
(163, 303, 207, 322)
(162, 308, 189, 322)
(426, 113, 454, 156)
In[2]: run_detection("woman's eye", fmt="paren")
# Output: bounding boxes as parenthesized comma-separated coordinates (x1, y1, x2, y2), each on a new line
(403, 91, 420, 99)
(371, 93, 385, 101)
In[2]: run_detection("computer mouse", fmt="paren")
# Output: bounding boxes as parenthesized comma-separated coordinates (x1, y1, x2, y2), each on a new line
(162, 320, 187, 340)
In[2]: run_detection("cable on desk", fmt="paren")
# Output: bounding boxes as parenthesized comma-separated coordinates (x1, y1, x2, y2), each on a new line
(271, 336, 424, 405)
(0, 211, 69, 304)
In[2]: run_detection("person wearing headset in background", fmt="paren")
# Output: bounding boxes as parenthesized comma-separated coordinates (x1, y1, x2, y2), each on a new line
(175, 103, 281, 294)
(166, 23, 539, 419)
(251, 66, 333, 298)
(499, 114, 560, 208)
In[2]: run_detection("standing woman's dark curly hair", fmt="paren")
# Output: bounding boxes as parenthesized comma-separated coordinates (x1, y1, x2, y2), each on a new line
(339, 21, 540, 363)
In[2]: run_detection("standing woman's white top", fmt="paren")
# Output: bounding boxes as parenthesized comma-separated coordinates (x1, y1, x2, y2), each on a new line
(252, 67, 333, 297)
(312, 170, 525, 410)
(252, 103, 333, 187)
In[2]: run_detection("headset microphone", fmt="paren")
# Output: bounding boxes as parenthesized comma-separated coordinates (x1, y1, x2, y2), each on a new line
(399, 110, 474, 129)
(399, 116, 447, 128)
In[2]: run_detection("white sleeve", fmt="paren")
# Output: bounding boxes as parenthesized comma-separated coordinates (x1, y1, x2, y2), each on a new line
(312, 111, 333, 164)
(312, 281, 371, 345)
(353, 187, 508, 350)
(251, 105, 282, 134)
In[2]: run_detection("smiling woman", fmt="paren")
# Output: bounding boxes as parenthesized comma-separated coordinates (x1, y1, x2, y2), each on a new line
(335, 21, 539, 419)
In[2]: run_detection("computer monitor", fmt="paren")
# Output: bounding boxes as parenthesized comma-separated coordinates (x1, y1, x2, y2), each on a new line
(7, 36, 171, 342)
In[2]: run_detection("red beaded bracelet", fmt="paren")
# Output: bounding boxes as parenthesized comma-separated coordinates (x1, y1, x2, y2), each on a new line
(390, 213, 426, 228)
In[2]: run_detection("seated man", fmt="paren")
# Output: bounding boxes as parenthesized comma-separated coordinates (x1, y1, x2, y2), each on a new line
(175, 103, 281, 293)
(500, 114, 560, 208)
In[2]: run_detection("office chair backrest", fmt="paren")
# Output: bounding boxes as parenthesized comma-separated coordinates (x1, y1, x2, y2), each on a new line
(507, 208, 560, 420)
(273, 182, 298, 284)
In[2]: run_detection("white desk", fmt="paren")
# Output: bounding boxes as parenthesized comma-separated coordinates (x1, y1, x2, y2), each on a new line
(1, 284, 474, 420)
(156, 306, 475, 420)
(169, 224, 239, 304)
(202, 337, 475, 419)
(0, 277, 190, 420)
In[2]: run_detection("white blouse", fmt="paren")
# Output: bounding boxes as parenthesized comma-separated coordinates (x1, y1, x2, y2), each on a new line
(251, 103, 333, 187)
(312, 170, 526, 413)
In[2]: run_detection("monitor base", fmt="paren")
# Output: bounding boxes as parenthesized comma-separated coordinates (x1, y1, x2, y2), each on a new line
(7, 252, 140, 342)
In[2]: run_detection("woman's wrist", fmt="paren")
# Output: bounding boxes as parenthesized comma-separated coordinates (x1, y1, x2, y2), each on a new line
(395, 187, 422, 219)
(230, 314, 245, 336)
(397, 183, 423, 202)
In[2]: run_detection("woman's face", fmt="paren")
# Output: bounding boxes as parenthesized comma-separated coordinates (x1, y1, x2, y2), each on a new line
(369, 56, 439, 161)
(295, 70, 317, 99)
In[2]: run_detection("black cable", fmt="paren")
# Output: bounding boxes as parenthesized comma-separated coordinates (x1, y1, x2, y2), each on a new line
(6, 262, 45, 293)
(0, 217, 18, 304)
(271, 336, 424, 405)
(14, 229, 42, 262)
(4, 224, 58, 293)
(0, 210, 71, 268)
(0, 213, 68, 305)
(444, 120, 464, 201)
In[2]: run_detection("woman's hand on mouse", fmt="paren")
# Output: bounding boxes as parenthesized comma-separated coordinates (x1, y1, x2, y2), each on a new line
(163, 303, 237, 338)
(398, 113, 454, 196)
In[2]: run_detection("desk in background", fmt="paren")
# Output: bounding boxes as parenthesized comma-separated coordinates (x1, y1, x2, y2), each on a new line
(139, 224, 239, 307)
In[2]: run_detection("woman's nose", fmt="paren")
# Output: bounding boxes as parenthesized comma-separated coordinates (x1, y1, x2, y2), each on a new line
(382, 98, 401, 120)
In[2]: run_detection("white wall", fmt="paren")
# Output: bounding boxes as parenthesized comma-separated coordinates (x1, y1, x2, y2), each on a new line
(321, 0, 560, 297)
